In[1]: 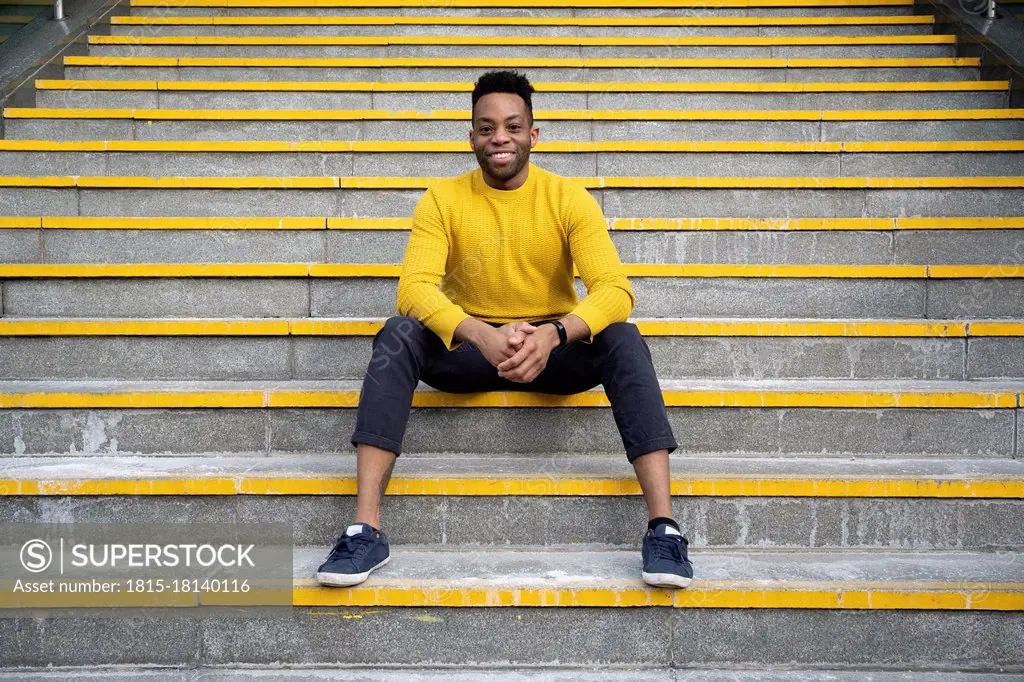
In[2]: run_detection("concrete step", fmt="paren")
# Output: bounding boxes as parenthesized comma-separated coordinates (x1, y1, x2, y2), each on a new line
(5, 218, 1024, 265)
(84, 36, 956, 59)
(105, 14, 941, 38)
(9, 107, 1024, 142)
(4, 316, 1023, 381)
(60, 55, 982, 83)
(2, 545, 1021, 669)
(3, 454, 1023, 549)
(0, 378, 1019, 458)
(35, 78, 1009, 110)
(2, 261, 1024, 318)
(4, 140, 1024, 177)
(3, 174, 1023, 220)
(14, 215, 1024, 264)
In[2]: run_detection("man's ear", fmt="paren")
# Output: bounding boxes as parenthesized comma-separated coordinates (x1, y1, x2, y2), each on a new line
(530, 122, 539, 148)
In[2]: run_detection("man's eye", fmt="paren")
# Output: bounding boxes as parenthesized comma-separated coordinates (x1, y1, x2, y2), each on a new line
(509, 126, 521, 131)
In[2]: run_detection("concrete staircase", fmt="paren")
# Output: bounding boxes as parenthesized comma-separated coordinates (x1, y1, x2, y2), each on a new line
(1, 0, 1023, 675)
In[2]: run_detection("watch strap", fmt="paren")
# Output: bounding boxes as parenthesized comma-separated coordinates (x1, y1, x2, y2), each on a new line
(549, 320, 568, 347)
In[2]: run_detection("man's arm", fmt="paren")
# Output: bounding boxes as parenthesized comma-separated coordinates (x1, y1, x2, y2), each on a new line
(563, 182, 636, 342)
(396, 188, 473, 351)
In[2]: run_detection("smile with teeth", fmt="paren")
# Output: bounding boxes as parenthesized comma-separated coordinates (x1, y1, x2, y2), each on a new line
(491, 151, 515, 160)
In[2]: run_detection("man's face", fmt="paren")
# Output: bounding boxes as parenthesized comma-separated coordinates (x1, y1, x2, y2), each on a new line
(469, 91, 539, 188)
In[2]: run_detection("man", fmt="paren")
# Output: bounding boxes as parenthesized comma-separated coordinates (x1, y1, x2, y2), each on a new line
(316, 70, 693, 590)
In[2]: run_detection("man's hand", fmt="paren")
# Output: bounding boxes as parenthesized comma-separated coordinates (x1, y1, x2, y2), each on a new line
(496, 323, 559, 383)
(474, 321, 537, 368)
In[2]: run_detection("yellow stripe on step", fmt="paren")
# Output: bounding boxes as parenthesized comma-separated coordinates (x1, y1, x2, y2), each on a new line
(0, 318, 983, 338)
(3, 175, 1023, 189)
(109, 14, 937, 26)
(291, 584, 1022, 611)
(63, 56, 980, 68)
(35, 79, 1008, 93)
(0, 389, 1016, 409)
(11, 107, 1024, 122)
(129, 0, 916, 7)
(87, 35, 956, 46)
(4, 263, 1023, 279)
(0, 14, 34, 22)
(4, 217, 1022, 232)
(4, 476, 1022, 498)
(5, 140, 1024, 153)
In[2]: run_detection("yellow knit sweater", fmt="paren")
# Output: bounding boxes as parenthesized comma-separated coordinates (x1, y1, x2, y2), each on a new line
(396, 162, 636, 351)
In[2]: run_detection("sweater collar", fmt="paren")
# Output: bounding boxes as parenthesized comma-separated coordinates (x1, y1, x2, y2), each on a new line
(473, 161, 536, 198)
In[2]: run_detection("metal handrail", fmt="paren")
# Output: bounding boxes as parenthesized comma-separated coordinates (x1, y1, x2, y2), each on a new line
(53, 0, 64, 20)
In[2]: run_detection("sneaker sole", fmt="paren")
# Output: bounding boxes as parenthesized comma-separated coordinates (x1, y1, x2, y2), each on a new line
(642, 571, 693, 589)
(316, 554, 391, 588)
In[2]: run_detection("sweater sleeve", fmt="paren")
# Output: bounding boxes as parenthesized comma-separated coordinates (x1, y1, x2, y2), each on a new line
(564, 181, 636, 343)
(396, 187, 472, 351)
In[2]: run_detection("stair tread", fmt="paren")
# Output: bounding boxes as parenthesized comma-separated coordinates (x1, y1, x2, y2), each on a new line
(5, 453, 1023, 482)
(291, 545, 1024, 587)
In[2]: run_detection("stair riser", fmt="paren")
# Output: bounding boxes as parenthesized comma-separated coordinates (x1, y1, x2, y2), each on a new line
(62, 65, 981, 83)
(9, 119, 1024, 143)
(4, 277, 1024, 317)
(5, 187, 1024, 221)
(4, 495, 1021, 549)
(1, 609, 1019, 669)
(105, 23, 939, 37)
(1, 335, 1008, 381)
(37, 90, 1006, 111)
(86, 44, 954, 59)
(0, 407, 1017, 457)
(4, 150, 1023, 178)
(4, 227, 1024, 266)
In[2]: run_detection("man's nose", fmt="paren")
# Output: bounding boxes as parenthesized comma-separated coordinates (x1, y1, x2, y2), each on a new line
(491, 128, 511, 144)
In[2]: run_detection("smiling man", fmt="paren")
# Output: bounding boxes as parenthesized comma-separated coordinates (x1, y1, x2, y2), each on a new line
(316, 70, 692, 590)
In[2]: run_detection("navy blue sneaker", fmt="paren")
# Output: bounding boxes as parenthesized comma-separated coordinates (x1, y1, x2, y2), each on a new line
(641, 522, 693, 589)
(316, 523, 391, 587)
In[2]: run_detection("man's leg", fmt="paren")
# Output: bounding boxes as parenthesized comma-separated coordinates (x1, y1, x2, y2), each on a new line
(353, 444, 397, 530)
(587, 322, 692, 588)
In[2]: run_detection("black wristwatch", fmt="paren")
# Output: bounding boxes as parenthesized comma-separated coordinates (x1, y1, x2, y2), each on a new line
(546, 320, 568, 347)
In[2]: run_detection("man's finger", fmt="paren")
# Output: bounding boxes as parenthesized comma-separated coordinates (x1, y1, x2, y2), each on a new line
(498, 345, 531, 371)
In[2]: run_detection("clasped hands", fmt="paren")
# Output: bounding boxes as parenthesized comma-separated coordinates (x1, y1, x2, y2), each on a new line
(478, 321, 560, 384)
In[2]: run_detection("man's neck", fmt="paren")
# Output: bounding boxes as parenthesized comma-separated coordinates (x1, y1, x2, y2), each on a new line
(482, 163, 530, 191)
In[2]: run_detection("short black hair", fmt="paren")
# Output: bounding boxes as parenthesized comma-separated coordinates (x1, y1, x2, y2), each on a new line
(471, 70, 534, 126)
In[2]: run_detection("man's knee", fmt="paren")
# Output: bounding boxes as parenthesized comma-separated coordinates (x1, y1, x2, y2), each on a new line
(370, 316, 431, 367)
(595, 322, 651, 361)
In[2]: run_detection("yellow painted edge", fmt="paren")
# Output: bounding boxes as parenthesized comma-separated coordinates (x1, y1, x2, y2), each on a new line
(0, 217, 41, 228)
(88, 34, 954, 47)
(928, 265, 1024, 278)
(5, 176, 1023, 190)
(291, 585, 1021, 611)
(634, 319, 968, 337)
(969, 322, 1024, 336)
(10, 107, 1024, 122)
(8, 216, 1023, 232)
(40, 216, 327, 229)
(64, 55, 976, 68)
(108, 14, 935, 26)
(0, 390, 1014, 409)
(6, 140, 1024, 154)
(128, 0, 915, 7)
(0, 318, 981, 338)
(3, 263, 1023, 279)
(8, 477, 1020, 498)
(12, 216, 1024, 232)
(0, 263, 944, 278)
(34, 79, 1009, 93)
